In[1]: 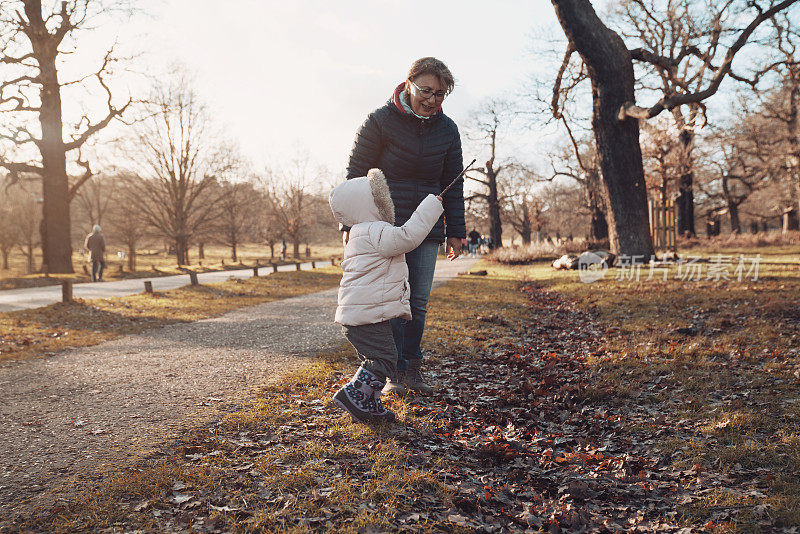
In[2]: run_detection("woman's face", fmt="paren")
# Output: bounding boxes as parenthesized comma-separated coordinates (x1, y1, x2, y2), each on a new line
(406, 74, 445, 117)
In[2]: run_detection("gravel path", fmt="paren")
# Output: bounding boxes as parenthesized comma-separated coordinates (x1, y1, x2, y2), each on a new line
(0, 260, 330, 312)
(0, 257, 477, 521)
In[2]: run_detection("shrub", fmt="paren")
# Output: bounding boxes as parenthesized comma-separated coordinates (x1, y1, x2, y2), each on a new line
(488, 238, 602, 265)
(679, 230, 800, 250)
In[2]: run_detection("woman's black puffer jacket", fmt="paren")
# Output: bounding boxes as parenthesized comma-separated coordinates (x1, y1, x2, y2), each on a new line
(345, 86, 465, 242)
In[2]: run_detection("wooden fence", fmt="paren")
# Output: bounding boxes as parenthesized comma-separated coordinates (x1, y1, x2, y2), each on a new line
(648, 199, 677, 252)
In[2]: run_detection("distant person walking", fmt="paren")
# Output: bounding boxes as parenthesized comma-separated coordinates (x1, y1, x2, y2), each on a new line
(345, 57, 466, 395)
(280, 239, 287, 261)
(467, 228, 481, 257)
(84, 225, 106, 282)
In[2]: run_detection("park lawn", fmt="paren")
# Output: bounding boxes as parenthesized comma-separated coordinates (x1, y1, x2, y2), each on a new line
(15, 252, 800, 532)
(0, 266, 342, 363)
(530, 254, 800, 528)
(0, 242, 344, 290)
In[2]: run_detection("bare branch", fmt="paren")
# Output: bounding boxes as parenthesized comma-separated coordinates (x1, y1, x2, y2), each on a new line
(619, 0, 800, 120)
(551, 42, 576, 117)
(68, 155, 93, 201)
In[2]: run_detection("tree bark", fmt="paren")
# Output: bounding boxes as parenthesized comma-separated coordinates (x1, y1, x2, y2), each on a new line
(487, 171, 503, 248)
(728, 202, 741, 234)
(551, 0, 654, 259)
(788, 68, 800, 226)
(676, 129, 696, 236)
(175, 237, 187, 265)
(519, 206, 532, 244)
(586, 170, 609, 241)
(127, 244, 136, 271)
(231, 242, 238, 263)
(35, 30, 74, 273)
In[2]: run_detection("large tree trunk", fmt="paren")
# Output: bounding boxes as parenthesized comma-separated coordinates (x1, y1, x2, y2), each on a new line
(37, 49, 73, 273)
(676, 129, 696, 237)
(175, 237, 187, 265)
(1, 250, 9, 270)
(520, 206, 532, 244)
(728, 203, 741, 234)
(551, 0, 654, 259)
(487, 172, 503, 248)
(586, 172, 609, 241)
(788, 68, 800, 225)
(783, 208, 798, 232)
(127, 244, 136, 271)
(231, 242, 238, 262)
(589, 204, 609, 242)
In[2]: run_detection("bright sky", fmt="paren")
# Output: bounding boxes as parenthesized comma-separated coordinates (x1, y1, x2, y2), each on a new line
(75, 1, 561, 177)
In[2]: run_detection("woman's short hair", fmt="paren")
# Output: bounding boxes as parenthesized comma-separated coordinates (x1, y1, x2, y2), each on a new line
(407, 57, 455, 95)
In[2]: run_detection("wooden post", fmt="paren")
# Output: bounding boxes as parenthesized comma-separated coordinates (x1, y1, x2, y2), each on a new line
(272, 263, 278, 273)
(295, 262, 301, 271)
(61, 280, 73, 303)
(311, 261, 316, 269)
(144, 280, 153, 294)
(189, 272, 199, 286)
(253, 266, 259, 277)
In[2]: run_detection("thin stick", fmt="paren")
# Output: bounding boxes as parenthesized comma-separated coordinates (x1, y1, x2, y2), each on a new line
(440, 158, 477, 197)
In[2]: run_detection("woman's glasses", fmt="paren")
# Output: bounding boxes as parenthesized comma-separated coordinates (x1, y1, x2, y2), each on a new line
(409, 80, 448, 102)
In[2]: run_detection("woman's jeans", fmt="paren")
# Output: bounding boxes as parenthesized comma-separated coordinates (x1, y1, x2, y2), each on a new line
(391, 240, 439, 372)
(91, 260, 105, 282)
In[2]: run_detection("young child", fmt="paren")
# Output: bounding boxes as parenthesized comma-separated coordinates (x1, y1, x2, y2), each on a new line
(328, 168, 443, 424)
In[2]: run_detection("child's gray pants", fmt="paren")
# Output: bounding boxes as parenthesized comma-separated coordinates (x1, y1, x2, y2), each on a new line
(342, 320, 397, 382)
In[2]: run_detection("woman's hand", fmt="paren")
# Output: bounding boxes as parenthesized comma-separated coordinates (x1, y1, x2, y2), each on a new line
(445, 236, 462, 261)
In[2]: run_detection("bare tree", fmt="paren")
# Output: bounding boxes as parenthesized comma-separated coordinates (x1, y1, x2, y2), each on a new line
(538, 181, 590, 240)
(128, 75, 227, 266)
(639, 116, 682, 202)
(548, 136, 609, 241)
(503, 167, 545, 244)
(749, 14, 800, 229)
(74, 173, 113, 229)
(701, 97, 789, 233)
(465, 98, 515, 248)
(263, 158, 321, 258)
(549, 0, 797, 257)
(0, 0, 133, 273)
(258, 203, 282, 260)
(217, 179, 261, 263)
(105, 172, 149, 271)
(9, 184, 41, 273)
(0, 185, 21, 268)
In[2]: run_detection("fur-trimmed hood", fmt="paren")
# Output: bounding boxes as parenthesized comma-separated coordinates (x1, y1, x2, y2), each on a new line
(329, 169, 395, 227)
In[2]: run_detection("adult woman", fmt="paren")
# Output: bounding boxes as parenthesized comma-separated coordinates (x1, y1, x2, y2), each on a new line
(345, 57, 465, 395)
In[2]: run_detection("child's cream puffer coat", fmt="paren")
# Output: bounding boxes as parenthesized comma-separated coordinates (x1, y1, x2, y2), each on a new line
(329, 169, 443, 326)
